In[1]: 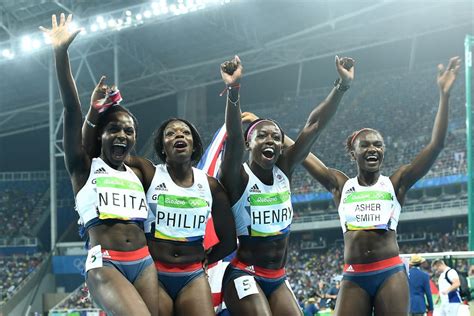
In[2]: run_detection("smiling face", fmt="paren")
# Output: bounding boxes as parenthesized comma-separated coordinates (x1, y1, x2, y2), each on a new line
(351, 131, 385, 173)
(162, 120, 194, 163)
(246, 121, 283, 169)
(100, 111, 136, 168)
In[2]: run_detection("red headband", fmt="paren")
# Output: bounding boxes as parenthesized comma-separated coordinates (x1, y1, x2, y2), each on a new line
(350, 128, 374, 147)
(246, 120, 279, 142)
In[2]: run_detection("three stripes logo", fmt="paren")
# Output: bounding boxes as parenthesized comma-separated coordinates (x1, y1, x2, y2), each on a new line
(346, 265, 354, 272)
(155, 183, 168, 191)
(94, 167, 107, 174)
(345, 187, 355, 195)
(249, 184, 261, 193)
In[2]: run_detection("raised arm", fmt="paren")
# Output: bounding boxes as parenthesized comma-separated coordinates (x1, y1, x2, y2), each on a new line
(242, 111, 347, 194)
(206, 177, 237, 264)
(80, 78, 154, 187)
(81, 75, 111, 158)
(40, 14, 86, 178)
(280, 56, 354, 176)
(285, 130, 348, 196)
(391, 56, 461, 199)
(219, 56, 246, 199)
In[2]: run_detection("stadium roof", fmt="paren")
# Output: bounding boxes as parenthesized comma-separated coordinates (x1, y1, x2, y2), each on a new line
(0, 0, 472, 138)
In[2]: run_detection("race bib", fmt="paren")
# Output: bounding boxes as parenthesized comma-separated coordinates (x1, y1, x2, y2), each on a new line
(249, 191, 293, 237)
(234, 275, 259, 299)
(343, 191, 394, 230)
(85, 245, 103, 272)
(155, 194, 210, 241)
(96, 176, 148, 221)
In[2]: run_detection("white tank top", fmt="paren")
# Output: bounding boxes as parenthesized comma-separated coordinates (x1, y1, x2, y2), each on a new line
(338, 175, 401, 233)
(232, 163, 293, 237)
(145, 164, 213, 242)
(75, 158, 148, 227)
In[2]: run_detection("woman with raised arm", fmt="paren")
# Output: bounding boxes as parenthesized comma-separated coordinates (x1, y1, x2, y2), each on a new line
(40, 14, 159, 315)
(82, 90, 236, 315)
(219, 55, 354, 315)
(296, 57, 461, 315)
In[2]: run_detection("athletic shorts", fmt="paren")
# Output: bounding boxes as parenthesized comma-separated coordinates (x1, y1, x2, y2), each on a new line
(222, 257, 287, 298)
(85, 245, 153, 284)
(155, 260, 205, 301)
(342, 256, 406, 299)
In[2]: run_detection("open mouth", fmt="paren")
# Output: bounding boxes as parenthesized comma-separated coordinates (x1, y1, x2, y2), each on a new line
(262, 148, 275, 160)
(112, 143, 127, 158)
(173, 140, 188, 151)
(365, 155, 379, 163)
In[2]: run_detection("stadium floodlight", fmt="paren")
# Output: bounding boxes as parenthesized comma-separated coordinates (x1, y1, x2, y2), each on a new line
(42, 33, 51, 44)
(169, 4, 178, 14)
(21, 36, 32, 52)
(69, 21, 79, 32)
(108, 19, 117, 28)
(2, 49, 14, 59)
(178, 4, 189, 14)
(0, 0, 234, 61)
(32, 39, 41, 49)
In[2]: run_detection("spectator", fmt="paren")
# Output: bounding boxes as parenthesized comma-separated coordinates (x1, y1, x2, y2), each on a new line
(303, 297, 319, 316)
(408, 254, 433, 316)
(432, 259, 462, 316)
(325, 281, 340, 311)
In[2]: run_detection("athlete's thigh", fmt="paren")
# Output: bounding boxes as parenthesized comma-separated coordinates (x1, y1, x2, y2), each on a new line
(268, 280, 302, 316)
(87, 266, 150, 316)
(223, 273, 272, 316)
(335, 279, 372, 316)
(133, 264, 160, 316)
(175, 274, 214, 316)
(158, 280, 174, 316)
(374, 270, 409, 316)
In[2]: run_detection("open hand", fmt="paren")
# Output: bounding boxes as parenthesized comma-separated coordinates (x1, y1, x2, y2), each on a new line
(39, 13, 81, 51)
(437, 56, 461, 96)
(220, 55, 243, 86)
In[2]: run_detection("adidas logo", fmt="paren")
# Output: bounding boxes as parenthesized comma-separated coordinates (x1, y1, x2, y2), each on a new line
(102, 250, 111, 259)
(249, 184, 261, 193)
(94, 167, 107, 174)
(155, 183, 168, 191)
(346, 265, 354, 272)
(245, 265, 255, 273)
(345, 187, 355, 194)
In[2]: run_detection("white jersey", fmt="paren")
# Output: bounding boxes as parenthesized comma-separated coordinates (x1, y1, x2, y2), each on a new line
(75, 157, 148, 227)
(439, 267, 462, 304)
(145, 164, 213, 242)
(231, 163, 292, 237)
(338, 175, 401, 233)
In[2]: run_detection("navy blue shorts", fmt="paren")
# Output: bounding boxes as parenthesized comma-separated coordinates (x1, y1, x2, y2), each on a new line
(342, 256, 407, 299)
(155, 261, 205, 301)
(222, 258, 286, 298)
(86, 246, 153, 284)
